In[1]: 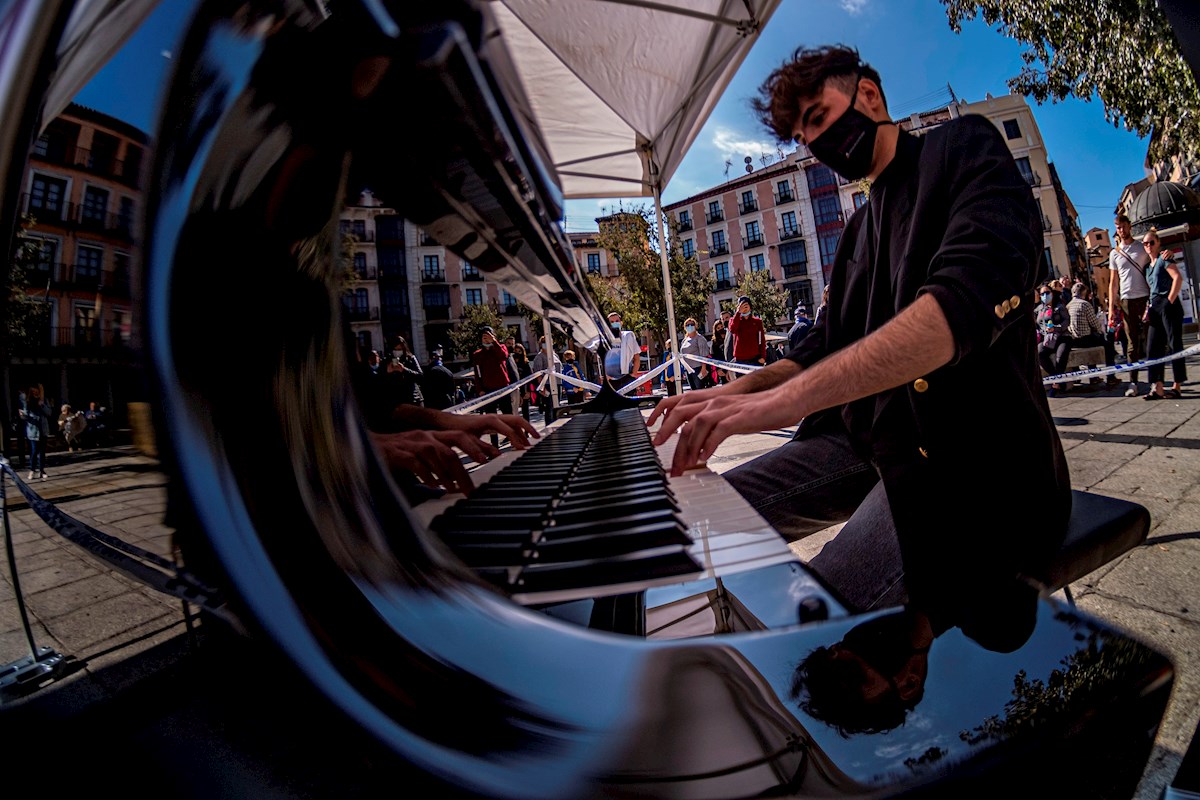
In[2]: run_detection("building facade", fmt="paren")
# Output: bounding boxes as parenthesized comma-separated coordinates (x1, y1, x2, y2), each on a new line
(7, 102, 147, 422)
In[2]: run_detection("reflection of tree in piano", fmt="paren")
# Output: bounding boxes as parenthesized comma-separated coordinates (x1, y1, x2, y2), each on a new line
(585, 206, 715, 354)
(448, 303, 513, 362)
(958, 625, 1162, 747)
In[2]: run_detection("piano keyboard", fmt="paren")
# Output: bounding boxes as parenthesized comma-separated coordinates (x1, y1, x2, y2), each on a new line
(413, 408, 798, 605)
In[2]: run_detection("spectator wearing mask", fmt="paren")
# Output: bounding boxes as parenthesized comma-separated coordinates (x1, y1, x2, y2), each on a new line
(1036, 283, 1070, 395)
(728, 295, 767, 372)
(604, 312, 642, 391)
(471, 326, 513, 415)
(530, 336, 563, 418)
(678, 317, 711, 391)
(787, 305, 813, 350)
(1140, 228, 1187, 400)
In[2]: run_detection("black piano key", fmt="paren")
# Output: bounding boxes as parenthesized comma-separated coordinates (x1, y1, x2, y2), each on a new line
(542, 510, 683, 540)
(528, 522, 691, 564)
(511, 547, 701, 594)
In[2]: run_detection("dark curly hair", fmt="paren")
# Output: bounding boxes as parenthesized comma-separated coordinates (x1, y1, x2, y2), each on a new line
(750, 44, 886, 143)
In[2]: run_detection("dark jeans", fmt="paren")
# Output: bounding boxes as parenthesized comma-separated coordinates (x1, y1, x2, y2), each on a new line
(1038, 338, 1071, 379)
(1146, 296, 1188, 386)
(723, 430, 906, 612)
(27, 437, 45, 475)
(1120, 296, 1148, 382)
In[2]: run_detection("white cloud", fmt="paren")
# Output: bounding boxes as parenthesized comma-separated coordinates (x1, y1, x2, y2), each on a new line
(710, 127, 789, 171)
(838, 0, 868, 15)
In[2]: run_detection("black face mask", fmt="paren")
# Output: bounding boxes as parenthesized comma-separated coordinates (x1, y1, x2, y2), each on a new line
(806, 76, 890, 181)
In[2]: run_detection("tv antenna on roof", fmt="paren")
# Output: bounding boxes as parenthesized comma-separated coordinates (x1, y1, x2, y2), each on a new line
(744, 155, 753, 173)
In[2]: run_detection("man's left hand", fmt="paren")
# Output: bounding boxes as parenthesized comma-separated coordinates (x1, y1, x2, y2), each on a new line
(441, 413, 540, 449)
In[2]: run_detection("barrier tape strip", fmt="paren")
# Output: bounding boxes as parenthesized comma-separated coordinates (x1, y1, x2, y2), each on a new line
(1041, 342, 1200, 386)
(551, 371, 602, 392)
(0, 460, 235, 624)
(618, 358, 673, 395)
(682, 353, 762, 375)
(445, 370, 545, 415)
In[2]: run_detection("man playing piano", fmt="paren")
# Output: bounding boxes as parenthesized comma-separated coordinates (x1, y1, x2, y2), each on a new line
(649, 45, 1071, 620)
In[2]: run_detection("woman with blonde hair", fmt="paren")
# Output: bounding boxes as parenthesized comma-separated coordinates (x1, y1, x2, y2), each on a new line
(1140, 227, 1187, 400)
(678, 316, 711, 390)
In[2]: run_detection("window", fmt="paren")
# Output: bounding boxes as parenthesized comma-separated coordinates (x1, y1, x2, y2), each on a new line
(465, 288, 483, 305)
(1003, 119, 1021, 140)
(353, 252, 367, 276)
(382, 287, 409, 315)
(375, 215, 403, 240)
(77, 245, 103, 283)
(80, 186, 108, 227)
(780, 211, 798, 237)
(116, 197, 134, 234)
(29, 174, 67, 218)
(378, 247, 405, 277)
(679, 210, 691, 229)
(501, 290, 517, 307)
(852, 192, 867, 209)
(343, 288, 369, 315)
(112, 251, 130, 290)
(423, 254, 442, 280)
(780, 240, 808, 277)
(814, 195, 842, 226)
(75, 305, 97, 345)
(711, 230, 727, 251)
(123, 145, 143, 186)
(708, 200, 720, 216)
(748, 253, 766, 273)
(740, 190, 757, 213)
(745, 220, 762, 246)
(776, 180, 794, 202)
(1043, 248, 1053, 276)
(352, 220, 366, 239)
(422, 285, 450, 307)
(818, 231, 841, 266)
(681, 239, 694, 259)
(806, 164, 836, 190)
(1014, 156, 1034, 184)
(714, 262, 730, 283)
(786, 279, 813, 310)
(462, 262, 482, 280)
(587, 252, 601, 273)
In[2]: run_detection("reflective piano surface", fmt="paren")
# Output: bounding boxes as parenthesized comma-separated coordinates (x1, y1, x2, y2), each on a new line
(0, 0, 1177, 798)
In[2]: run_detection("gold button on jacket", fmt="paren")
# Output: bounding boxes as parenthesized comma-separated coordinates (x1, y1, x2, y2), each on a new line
(913, 378, 929, 393)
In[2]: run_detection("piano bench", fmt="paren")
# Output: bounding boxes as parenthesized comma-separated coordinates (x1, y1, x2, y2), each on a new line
(1032, 490, 1149, 604)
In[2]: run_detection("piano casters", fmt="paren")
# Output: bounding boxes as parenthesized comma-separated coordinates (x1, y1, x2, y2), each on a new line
(0, 463, 69, 699)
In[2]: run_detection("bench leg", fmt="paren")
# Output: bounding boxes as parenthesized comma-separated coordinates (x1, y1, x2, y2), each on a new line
(1062, 584, 1076, 606)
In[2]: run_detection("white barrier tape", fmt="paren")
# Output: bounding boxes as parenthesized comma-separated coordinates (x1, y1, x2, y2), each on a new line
(552, 371, 602, 392)
(446, 370, 545, 415)
(1043, 342, 1200, 385)
(618, 358, 673, 395)
(682, 353, 762, 375)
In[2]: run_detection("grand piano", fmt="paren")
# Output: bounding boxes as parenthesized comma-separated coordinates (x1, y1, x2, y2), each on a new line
(0, 0, 1185, 797)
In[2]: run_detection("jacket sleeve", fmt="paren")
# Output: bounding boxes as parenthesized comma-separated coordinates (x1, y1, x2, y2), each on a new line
(756, 320, 767, 360)
(915, 114, 1043, 365)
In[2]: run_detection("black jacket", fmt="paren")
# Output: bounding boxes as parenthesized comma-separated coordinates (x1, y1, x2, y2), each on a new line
(786, 115, 1071, 609)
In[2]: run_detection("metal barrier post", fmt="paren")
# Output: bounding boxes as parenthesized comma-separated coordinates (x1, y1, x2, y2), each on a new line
(0, 460, 69, 699)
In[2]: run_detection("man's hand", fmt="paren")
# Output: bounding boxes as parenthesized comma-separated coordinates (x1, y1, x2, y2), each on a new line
(646, 385, 724, 431)
(654, 391, 802, 476)
(440, 412, 540, 449)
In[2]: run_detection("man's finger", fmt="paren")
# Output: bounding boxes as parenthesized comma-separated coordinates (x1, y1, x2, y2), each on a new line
(646, 396, 680, 427)
(671, 409, 720, 476)
(652, 398, 708, 445)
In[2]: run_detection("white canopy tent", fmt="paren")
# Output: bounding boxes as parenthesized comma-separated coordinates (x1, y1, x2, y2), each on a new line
(491, 0, 784, 389)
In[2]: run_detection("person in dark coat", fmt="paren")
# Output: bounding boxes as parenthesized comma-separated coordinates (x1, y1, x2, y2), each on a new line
(649, 44, 1070, 623)
(420, 347, 457, 410)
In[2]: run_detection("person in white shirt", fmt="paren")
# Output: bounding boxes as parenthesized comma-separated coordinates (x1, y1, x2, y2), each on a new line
(1107, 213, 1151, 396)
(605, 312, 642, 391)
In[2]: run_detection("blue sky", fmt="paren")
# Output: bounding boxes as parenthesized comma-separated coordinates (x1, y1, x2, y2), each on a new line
(75, 0, 1151, 242)
(562, 0, 1152, 239)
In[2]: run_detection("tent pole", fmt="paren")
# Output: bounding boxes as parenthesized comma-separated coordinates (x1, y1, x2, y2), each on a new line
(541, 315, 558, 422)
(653, 180, 682, 396)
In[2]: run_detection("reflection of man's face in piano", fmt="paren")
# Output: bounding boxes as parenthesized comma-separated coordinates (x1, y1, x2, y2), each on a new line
(791, 611, 931, 737)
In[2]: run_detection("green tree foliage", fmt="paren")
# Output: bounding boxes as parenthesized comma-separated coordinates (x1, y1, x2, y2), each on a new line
(729, 268, 789, 330)
(5, 217, 51, 349)
(448, 302, 512, 361)
(590, 206, 715, 351)
(941, 0, 1199, 164)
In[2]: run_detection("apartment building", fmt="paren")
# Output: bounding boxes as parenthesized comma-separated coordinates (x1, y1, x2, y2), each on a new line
(663, 92, 1088, 330)
(1085, 227, 1115, 309)
(339, 190, 531, 368)
(8, 102, 147, 418)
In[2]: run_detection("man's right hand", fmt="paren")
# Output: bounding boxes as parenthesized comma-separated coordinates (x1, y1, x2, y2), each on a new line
(646, 385, 725, 437)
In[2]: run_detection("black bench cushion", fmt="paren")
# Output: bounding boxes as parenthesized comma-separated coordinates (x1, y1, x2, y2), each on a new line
(1035, 490, 1150, 593)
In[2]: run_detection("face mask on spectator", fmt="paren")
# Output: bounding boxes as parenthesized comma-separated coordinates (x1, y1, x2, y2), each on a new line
(1040, 292, 1051, 303)
(685, 325, 696, 333)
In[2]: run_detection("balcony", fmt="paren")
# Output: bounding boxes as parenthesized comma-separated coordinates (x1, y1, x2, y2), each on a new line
(461, 269, 484, 281)
(503, 304, 520, 315)
(708, 243, 728, 256)
(1025, 172, 1042, 187)
(780, 228, 802, 241)
(419, 233, 439, 246)
(677, 218, 693, 232)
(352, 266, 378, 280)
(738, 199, 758, 214)
(421, 270, 446, 282)
(706, 210, 724, 224)
(744, 235, 764, 249)
(344, 305, 380, 322)
(1043, 215, 1053, 231)
(783, 262, 808, 278)
(33, 143, 139, 187)
(343, 230, 374, 243)
(774, 189, 794, 204)
(423, 305, 451, 321)
(716, 279, 732, 290)
(69, 263, 102, 290)
(10, 324, 133, 353)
